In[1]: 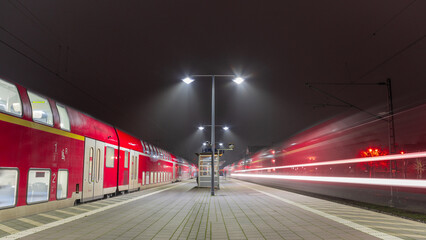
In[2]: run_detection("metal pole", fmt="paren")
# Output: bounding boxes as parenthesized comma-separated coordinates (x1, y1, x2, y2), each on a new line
(217, 150, 220, 189)
(387, 78, 396, 206)
(211, 75, 215, 196)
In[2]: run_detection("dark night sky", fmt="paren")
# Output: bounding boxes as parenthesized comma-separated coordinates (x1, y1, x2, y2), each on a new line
(1, 1, 425, 164)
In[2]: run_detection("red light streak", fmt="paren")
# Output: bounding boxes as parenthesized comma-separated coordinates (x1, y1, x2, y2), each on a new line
(234, 151, 426, 173)
(232, 174, 426, 188)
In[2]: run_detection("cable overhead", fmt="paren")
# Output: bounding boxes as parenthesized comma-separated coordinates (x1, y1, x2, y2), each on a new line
(0, 38, 110, 112)
(359, 34, 426, 79)
(372, 0, 418, 37)
(2, 0, 129, 119)
(0, 26, 56, 67)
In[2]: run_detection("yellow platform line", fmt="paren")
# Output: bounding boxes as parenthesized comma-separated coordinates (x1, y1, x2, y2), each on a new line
(72, 207, 90, 212)
(354, 219, 418, 226)
(396, 233, 426, 239)
(17, 218, 43, 227)
(0, 224, 19, 234)
(38, 214, 62, 221)
(55, 210, 78, 216)
(375, 225, 426, 233)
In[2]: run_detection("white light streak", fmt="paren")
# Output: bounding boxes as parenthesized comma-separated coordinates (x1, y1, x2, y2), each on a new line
(232, 174, 426, 188)
(235, 151, 426, 173)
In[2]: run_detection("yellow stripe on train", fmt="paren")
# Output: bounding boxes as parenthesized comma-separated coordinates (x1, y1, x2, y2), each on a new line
(0, 113, 85, 141)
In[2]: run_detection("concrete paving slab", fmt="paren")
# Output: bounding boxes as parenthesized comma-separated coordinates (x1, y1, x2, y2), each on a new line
(1, 179, 425, 240)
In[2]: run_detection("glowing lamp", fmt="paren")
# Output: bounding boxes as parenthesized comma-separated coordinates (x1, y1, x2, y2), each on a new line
(182, 77, 194, 84)
(232, 77, 245, 84)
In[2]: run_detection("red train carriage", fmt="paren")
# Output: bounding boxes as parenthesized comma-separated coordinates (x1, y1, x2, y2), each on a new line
(116, 130, 143, 193)
(140, 141, 177, 186)
(230, 105, 426, 213)
(71, 109, 119, 203)
(0, 77, 192, 221)
(0, 77, 118, 219)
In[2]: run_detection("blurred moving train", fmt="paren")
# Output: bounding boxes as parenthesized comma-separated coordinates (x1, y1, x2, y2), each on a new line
(0, 77, 196, 221)
(226, 104, 426, 213)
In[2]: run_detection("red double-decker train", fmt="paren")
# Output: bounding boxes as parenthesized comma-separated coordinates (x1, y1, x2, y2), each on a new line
(227, 104, 426, 213)
(0, 77, 196, 221)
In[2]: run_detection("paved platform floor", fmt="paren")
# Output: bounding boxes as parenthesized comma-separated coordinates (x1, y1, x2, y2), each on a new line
(1, 178, 426, 240)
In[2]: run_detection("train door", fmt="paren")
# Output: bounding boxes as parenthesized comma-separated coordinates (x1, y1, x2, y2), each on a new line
(82, 138, 105, 202)
(129, 151, 138, 190)
(172, 162, 176, 180)
(93, 141, 105, 197)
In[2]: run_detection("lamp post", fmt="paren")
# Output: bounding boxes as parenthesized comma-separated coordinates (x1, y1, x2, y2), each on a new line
(182, 75, 244, 196)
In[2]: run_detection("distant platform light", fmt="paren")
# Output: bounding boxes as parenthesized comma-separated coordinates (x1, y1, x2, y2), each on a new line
(223, 126, 229, 131)
(232, 77, 245, 84)
(219, 143, 223, 146)
(182, 77, 194, 84)
(198, 126, 204, 130)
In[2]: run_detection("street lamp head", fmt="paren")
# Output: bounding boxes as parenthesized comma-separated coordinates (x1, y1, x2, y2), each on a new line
(198, 126, 205, 130)
(222, 126, 229, 131)
(232, 77, 245, 84)
(219, 143, 223, 146)
(182, 77, 194, 84)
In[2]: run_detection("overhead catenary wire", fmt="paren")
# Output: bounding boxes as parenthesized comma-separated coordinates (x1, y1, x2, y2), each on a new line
(371, 0, 418, 38)
(4, 0, 174, 147)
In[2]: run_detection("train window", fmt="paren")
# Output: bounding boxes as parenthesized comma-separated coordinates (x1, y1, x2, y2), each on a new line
(142, 172, 145, 185)
(140, 141, 145, 153)
(105, 147, 114, 168)
(145, 143, 149, 154)
(28, 91, 53, 126)
(134, 156, 137, 180)
(134, 155, 138, 180)
(150, 172, 153, 184)
(0, 168, 18, 209)
(146, 171, 149, 185)
(57, 170, 68, 200)
(96, 149, 101, 182)
(0, 79, 22, 117)
(124, 151, 128, 168)
(56, 104, 70, 131)
(131, 156, 134, 180)
(27, 169, 51, 204)
(89, 148, 94, 182)
(143, 143, 147, 154)
(148, 145, 153, 156)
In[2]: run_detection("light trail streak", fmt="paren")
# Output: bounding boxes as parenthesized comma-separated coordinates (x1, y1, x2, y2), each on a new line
(231, 174, 426, 188)
(234, 151, 426, 173)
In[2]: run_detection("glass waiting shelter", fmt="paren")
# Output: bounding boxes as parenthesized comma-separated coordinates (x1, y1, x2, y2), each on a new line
(197, 153, 220, 188)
